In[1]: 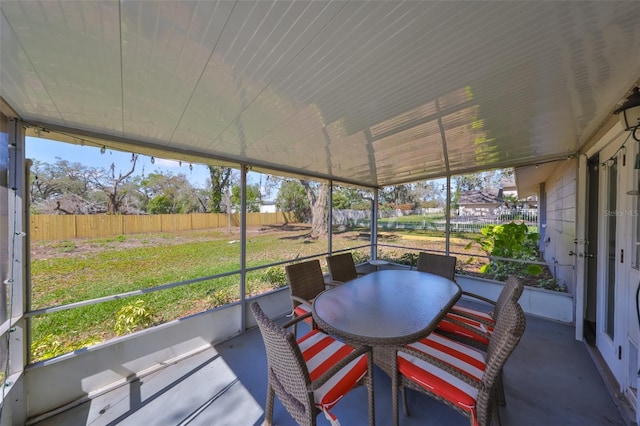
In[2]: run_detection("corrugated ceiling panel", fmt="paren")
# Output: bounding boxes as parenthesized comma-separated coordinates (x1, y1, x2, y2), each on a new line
(175, 1, 343, 155)
(1, 0, 123, 133)
(0, 10, 56, 119)
(373, 120, 445, 186)
(1, 1, 640, 187)
(120, 1, 234, 144)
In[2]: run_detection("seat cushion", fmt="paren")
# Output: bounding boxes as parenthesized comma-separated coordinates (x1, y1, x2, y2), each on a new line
(437, 312, 494, 346)
(298, 329, 368, 417)
(406, 332, 486, 380)
(398, 332, 485, 421)
(449, 305, 495, 325)
(294, 303, 313, 322)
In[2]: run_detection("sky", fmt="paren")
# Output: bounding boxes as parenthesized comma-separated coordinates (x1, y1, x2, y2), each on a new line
(26, 136, 280, 199)
(27, 136, 216, 189)
(26, 136, 456, 200)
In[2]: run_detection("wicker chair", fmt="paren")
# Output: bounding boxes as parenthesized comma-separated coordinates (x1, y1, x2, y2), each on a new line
(286, 259, 330, 335)
(416, 252, 457, 281)
(250, 302, 375, 426)
(326, 252, 365, 284)
(436, 275, 524, 407)
(394, 299, 526, 426)
(437, 275, 524, 351)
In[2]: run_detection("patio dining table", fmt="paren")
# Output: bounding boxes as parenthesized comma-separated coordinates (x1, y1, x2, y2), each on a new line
(312, 269, 461, 422)
(312, 269, 461, 348)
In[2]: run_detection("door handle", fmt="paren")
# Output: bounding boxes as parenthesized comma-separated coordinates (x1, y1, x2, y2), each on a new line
(571, 251, 594, 258)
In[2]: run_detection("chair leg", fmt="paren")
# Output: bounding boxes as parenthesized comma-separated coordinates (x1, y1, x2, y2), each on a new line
(392, 354, 399, 426)
(367, 353, 375, 426)
(264, 384, 275, 426)
(491, 393, 502, 426)
(496, 370, 506, 407)
(403, 386, 411, 416)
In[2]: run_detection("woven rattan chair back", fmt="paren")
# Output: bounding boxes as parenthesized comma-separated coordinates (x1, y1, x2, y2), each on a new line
(250, 302, 317, 425)
(416, 252, 457, 281)
(477, 299, 526, 425)
(396, 298, 525, 426)
(286, 259, 326, 309)
(326, 252, 358, 283)
(493, 275, 524, 320)
(251, 301, 375, 426)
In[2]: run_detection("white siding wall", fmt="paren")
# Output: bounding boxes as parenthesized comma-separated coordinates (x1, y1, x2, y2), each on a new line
(542, 159, 577, 294)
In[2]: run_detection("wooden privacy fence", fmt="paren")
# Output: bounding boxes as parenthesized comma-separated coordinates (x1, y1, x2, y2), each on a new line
(30, 212, 289, 241)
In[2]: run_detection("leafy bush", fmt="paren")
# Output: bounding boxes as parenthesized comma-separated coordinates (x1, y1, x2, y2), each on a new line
(262, 266, 287, 288)
(377, 250, 418, 267)
(209, 287, 237, 307)
(397, 252, 418, 267)
(351, 250, 369, 265)
(537, 278, 566, 292)
(31, 334, 101, 362)
(114, 299, 154, 335)
(469, 221, 542, 281)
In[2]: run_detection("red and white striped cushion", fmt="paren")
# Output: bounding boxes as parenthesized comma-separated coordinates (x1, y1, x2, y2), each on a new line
(398, 332, 486, 425)
(449, 305, 495, 325)
(437, 312, 494, 346)
(298, 329, 368, 421)
(294, 304, 313, 323)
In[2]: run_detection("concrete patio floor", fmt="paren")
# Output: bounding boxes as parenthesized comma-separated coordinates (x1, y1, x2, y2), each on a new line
(33, 303, 628, 426)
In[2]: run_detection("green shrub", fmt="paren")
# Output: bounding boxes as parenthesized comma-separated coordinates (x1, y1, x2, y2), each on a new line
(469, 221, 542, 281)
(262, 266, 287, 288)
(397, 252, 418, 267)
(377, 250, 417, 266)
(31, 334, 101, 362)
(209, 288, 237, 307)
(114, 299, 153, 335)
(537, 278, 566, 292)
(351, 251, 369, 264)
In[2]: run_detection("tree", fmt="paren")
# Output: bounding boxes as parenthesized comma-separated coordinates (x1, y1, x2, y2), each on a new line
(276, 180, 310, 222)
(379, 184, 420, 209)
(30, 158, 92, 203)
(88, 155, 139, 214)
(453, 168, 514, 193)
(30, 158, 108, 214)
(453, 174, 484, 192)
(332, 186, 370, 210)
(300, 180, 328, 239)
(414, 180, 445, 208)
(231, 183, 261, 212)
(137, 171, 200, 214)
(486, 168, 514, 189)
(147, 195, 174, 214)
(207, 166, 233, 213)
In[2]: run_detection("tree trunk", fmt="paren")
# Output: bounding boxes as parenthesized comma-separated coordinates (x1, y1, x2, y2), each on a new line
(300, 180, 328, 239)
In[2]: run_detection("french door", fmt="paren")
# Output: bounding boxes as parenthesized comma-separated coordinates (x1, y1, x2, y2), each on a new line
(624, 141, 640, 420)
(596, 138, 640, 419)
(595, 143, 623, 383)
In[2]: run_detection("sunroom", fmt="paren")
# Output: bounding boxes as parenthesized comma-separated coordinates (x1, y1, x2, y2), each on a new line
(1, 1, 640, 425)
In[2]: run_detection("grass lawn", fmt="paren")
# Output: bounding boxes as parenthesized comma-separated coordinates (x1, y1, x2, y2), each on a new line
(29, 224, 486, 361)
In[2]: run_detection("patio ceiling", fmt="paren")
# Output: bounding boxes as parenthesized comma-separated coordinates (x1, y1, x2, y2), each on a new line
(1, 1, 639, 187)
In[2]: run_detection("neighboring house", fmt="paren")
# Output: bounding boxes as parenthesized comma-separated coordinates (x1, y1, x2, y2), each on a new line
(457, 189, 503, 216)
(259, 200, 277, 213)
(503, 177, 538, 209)
(501, 178, 518, 202)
